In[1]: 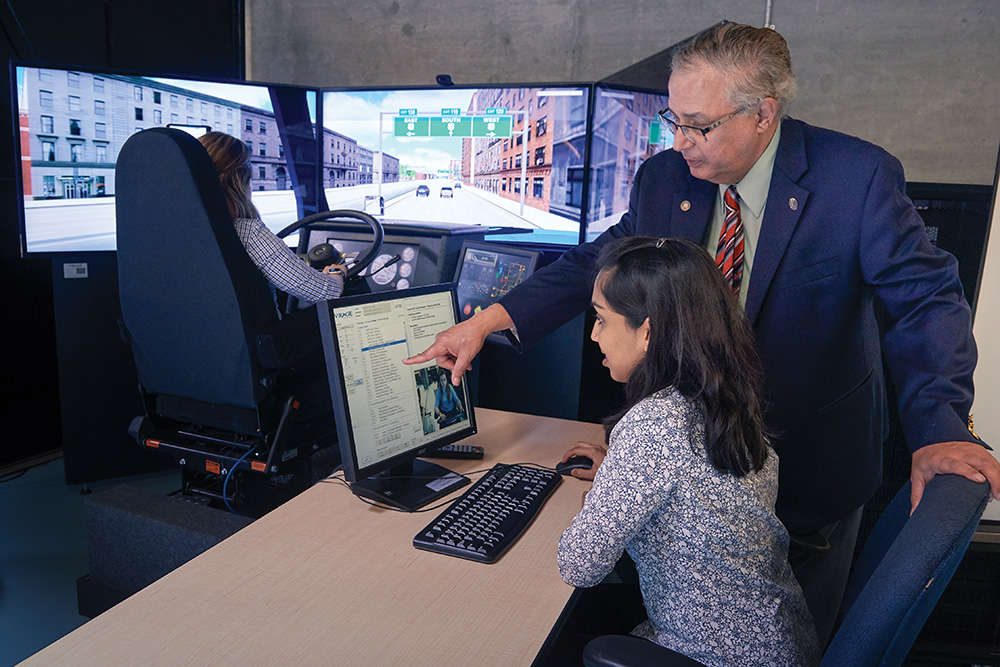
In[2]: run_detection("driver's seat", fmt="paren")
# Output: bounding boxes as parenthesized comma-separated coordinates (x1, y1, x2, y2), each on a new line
(116, 127, 337, 516)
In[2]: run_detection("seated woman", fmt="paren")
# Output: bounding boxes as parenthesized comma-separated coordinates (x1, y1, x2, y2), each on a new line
(558, 237, 819, 666)
(434, 370, 464, 426)
(198, 131, 346, 306)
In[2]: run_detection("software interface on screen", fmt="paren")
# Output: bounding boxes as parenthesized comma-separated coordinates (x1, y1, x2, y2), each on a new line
(15, 65, 317, 253)
(327, 287, 473, 474)
(454, 242, 539, 323)
(321, 84, 591, 244)
(585, 85, 671, 241)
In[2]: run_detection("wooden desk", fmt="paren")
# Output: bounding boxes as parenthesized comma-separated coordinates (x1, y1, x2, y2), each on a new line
(22, 409, 603, 666)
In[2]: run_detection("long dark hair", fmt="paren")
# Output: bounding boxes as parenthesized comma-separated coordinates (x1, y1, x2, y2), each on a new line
(597, 237, 768, 476)
(198, 131, 261, 220)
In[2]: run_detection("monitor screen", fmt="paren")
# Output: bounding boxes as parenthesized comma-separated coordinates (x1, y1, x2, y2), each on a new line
(585, 83, 671, 242)
(320, 84, 591, 245)
(318, 283, 477, 510)
(453, 240, 540, 343)
(13, 64, 318, 254)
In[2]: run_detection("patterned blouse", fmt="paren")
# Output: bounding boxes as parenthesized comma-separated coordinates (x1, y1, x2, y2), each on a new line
(558, 388, 820, 666)
(234, 217, 343, 304)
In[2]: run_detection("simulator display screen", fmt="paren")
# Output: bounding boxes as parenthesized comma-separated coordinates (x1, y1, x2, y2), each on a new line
(585, 84, 671, 241)
(15, 65, 317, 253)
(321, 85, 590, 244)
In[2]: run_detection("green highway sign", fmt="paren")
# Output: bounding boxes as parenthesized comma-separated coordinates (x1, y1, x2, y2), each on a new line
(649, 120, 663, 145)
(399, 108, 417, 116)
(472, 115, 513, 138)
(441, 108, 461, 115)
(393, 113, 513, 138)
(429, 116, 473, 137)
(485, 107, 506, 115)
(394, 116, 430, 137)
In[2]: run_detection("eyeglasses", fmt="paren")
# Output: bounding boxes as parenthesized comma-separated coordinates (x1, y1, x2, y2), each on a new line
(657, 100, 759, 143)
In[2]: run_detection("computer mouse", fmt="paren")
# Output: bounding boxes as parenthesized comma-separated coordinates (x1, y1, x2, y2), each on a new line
(556, 455, 594, 476)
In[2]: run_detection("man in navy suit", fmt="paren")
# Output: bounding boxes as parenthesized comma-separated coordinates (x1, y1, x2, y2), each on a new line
(407, 22, 1000, 642)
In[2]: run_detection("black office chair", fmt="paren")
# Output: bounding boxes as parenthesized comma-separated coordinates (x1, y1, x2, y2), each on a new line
(581, 474, 990, 667)
(115, 127, 380, 516)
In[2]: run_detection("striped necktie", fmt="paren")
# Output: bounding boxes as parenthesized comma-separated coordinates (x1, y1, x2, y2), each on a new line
(715, 185, 744, 296)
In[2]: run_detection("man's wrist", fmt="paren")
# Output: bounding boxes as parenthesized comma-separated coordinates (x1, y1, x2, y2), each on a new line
(476, 304, 514, 335)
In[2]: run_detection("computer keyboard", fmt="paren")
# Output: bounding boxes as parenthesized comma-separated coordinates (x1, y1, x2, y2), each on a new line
(413, 463, 562, 564)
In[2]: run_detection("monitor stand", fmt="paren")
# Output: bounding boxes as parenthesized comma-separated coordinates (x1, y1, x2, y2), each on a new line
(350, 459, 470, 511)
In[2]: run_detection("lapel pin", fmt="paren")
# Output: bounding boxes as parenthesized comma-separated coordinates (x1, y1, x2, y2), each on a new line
(789, 197, 798, 211)
(680, 200, 691, 211)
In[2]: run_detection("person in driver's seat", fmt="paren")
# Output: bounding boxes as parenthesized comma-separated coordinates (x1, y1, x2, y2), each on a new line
(199, 132, 346, 306)
(434, 370, 463, 425)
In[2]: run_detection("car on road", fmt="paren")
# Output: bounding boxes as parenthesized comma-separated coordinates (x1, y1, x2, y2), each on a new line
(453, 182, 462, 189)
(440, 187, 453, 198)
(416, 185, 430, 197)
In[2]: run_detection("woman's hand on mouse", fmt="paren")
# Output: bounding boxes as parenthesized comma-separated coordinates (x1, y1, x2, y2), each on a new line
(561, 442, 607, 480)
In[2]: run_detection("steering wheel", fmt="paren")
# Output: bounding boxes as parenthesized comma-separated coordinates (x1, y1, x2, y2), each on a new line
(276, 209, 384, 279)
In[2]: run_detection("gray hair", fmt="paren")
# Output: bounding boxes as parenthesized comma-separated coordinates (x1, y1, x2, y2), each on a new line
(671, 22, 798, 118)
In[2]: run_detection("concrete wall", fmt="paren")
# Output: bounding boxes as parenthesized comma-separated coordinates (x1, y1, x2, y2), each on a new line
(247, 0, 999, 185)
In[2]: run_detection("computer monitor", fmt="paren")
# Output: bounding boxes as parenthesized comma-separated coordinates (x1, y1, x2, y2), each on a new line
(320, 83, 592, 245)
(585, 83, 671, 241)
(317, 283, 477, 510)
(453, 240, 541, 344)
(12, 63, 319, 254)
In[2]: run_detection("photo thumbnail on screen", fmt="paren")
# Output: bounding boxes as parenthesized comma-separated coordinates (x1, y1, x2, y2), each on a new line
(15, 65, 317, 253)
(586, 85, 671, 241)
(414, 365, 469, 434)
(321, 85, 590, 244)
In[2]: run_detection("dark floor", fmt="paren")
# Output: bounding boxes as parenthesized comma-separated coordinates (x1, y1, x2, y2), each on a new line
(0, 458, 180, 667)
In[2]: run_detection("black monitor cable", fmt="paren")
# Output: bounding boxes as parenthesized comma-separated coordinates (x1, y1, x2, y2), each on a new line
(320, 462, 561, 513)
(321, 466, 496, 513)
(1, 0, 40, 62)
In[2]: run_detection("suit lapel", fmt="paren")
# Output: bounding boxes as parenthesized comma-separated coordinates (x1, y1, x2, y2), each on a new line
(745, 119, 811, 326)
(674, 175, 715, 245)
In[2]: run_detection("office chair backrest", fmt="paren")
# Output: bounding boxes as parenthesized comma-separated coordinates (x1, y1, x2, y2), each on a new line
(821, 474, 989, 665)
(116, 128, 279, 410)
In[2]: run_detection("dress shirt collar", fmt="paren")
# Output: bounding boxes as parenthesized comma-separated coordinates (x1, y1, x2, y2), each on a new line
(720, 123, 782, 217)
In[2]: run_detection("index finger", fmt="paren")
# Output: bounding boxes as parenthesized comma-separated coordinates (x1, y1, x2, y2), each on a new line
(562, 441, 603, 461)
(403, 342, 444, 366)
(941, 448, 996, 492)
(977, 452, 1000, 501)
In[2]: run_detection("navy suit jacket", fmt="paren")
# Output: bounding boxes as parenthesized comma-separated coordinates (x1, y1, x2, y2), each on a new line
(500, 117, 978, 534)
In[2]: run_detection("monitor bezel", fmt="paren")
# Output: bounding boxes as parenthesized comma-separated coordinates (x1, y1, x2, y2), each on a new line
(594, 81, 673, 99)
(318, 282, 478, 484)
(319, 80, 594, 98)
(10, 59, 323, 258)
